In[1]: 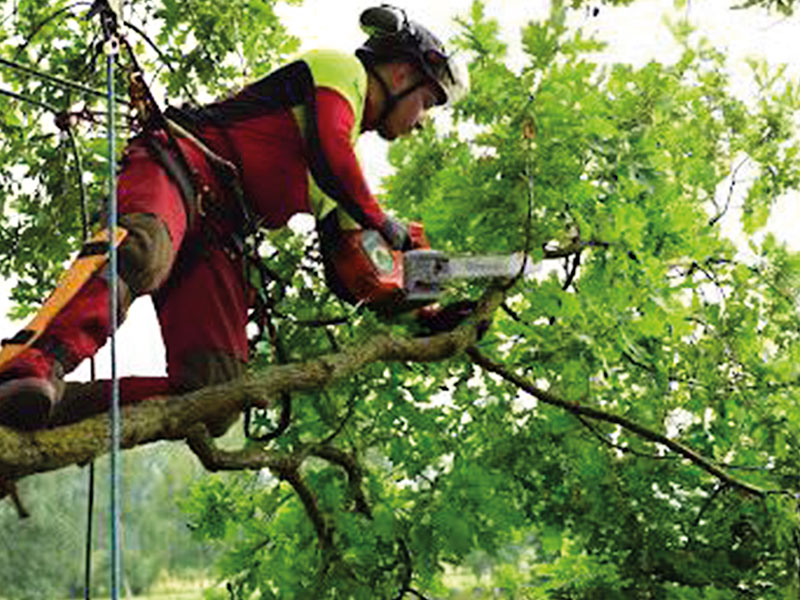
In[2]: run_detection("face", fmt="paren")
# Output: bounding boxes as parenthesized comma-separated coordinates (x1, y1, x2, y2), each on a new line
(377, 79, 438, 141)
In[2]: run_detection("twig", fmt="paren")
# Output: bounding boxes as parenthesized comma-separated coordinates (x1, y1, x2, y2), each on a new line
(542, 239, 608, 260)
(0, 477, 29, 518)
(320, 389, 359, 445)
(709, 156, 749, 227)
(500, 302, 523, 322)
(575, 414, 674, 460)
(562, 250, 581, 291)
(12, 2, 92, 61)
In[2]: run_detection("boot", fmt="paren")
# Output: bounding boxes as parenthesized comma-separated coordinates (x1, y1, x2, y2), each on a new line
(0, 348, 65, 430)
(0, 276, 116, 430)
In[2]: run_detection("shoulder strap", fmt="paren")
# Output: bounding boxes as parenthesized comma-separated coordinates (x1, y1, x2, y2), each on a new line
(168, 60, 376, 232)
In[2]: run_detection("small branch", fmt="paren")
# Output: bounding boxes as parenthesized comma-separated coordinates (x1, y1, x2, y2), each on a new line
(185, 424, 294, 472)
(312, 445, 371, 518)
(693, 483, 727, 527)
(575, 414, 674, 460)
(0, 477, 29, 519)
(709, 156, 749, 227)
(467, 348, 770, 498)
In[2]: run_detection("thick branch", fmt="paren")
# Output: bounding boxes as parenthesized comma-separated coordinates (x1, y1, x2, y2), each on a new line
(467, 348, 769, 498)
(0, 288, 505, 482)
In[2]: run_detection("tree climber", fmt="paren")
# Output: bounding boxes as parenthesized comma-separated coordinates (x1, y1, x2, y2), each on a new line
(0, 6, 470, 432)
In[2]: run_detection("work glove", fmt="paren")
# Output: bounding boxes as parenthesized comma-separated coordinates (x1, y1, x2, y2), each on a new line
(380, 216, 412, 251)
(415, 300, 490, 338)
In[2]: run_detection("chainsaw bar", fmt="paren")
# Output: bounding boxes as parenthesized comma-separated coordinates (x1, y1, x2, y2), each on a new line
(403, 249, 537, 301)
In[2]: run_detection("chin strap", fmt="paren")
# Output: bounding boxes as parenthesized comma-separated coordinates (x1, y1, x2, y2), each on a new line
(368, 66, 427, 128)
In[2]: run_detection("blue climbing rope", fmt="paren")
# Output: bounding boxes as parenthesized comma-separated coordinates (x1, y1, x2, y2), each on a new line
(96, 1, 123, 597)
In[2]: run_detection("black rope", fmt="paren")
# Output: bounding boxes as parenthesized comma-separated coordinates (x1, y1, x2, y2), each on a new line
(122, 19, 199, 106)
(58, 70, 97, 600)
(0, 56, 130, 106)
(0, 85, 58, 113)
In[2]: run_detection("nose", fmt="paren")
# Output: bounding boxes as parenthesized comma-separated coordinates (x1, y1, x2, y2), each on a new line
(414, 114, 431, 132)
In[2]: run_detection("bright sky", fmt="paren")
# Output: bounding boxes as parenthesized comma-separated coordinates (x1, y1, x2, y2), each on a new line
(2, 0, 799, 381)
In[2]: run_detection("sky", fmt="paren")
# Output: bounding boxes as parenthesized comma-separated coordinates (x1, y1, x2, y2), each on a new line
(2, 0, 799, 381)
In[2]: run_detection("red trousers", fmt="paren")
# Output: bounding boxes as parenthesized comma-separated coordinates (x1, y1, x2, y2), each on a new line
(44, 135, 249, 420)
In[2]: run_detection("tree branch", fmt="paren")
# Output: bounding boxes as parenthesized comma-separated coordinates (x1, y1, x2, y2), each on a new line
(466, 348, 770, 498)
(0, 287, 505, 485)
(312, 445, 371, 518)
(0, 477, 29, 518)
(575, 414, 675, 460)
(186, 425, 333, 547)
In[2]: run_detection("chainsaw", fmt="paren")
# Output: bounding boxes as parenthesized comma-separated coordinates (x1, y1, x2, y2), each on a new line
(333, 226, 537, 310)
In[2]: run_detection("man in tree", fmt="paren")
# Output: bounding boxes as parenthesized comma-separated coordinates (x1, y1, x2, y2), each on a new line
(0, 6, 469, 432)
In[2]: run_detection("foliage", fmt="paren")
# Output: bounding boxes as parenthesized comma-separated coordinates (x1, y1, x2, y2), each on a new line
(570, 0, 799, 16)
(3, 0, 800, 599)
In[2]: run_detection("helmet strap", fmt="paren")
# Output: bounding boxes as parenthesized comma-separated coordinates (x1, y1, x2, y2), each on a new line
(368, 65, 426, 128)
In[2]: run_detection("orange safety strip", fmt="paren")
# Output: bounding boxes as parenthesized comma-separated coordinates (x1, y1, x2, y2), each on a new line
(0, 227, 128, 370)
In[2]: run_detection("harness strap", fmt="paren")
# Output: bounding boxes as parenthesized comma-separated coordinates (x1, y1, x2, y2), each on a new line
(366, 64, 426, 128)
(144, 134, 197, 226)
(126, 46, 199, 231)
(168, 60, 381, 233)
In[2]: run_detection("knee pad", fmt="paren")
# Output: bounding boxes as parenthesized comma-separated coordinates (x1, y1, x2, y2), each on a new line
(117, 213, 175, 295)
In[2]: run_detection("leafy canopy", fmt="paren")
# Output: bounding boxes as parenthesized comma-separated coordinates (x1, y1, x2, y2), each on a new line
(183, 2, 800, 598)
